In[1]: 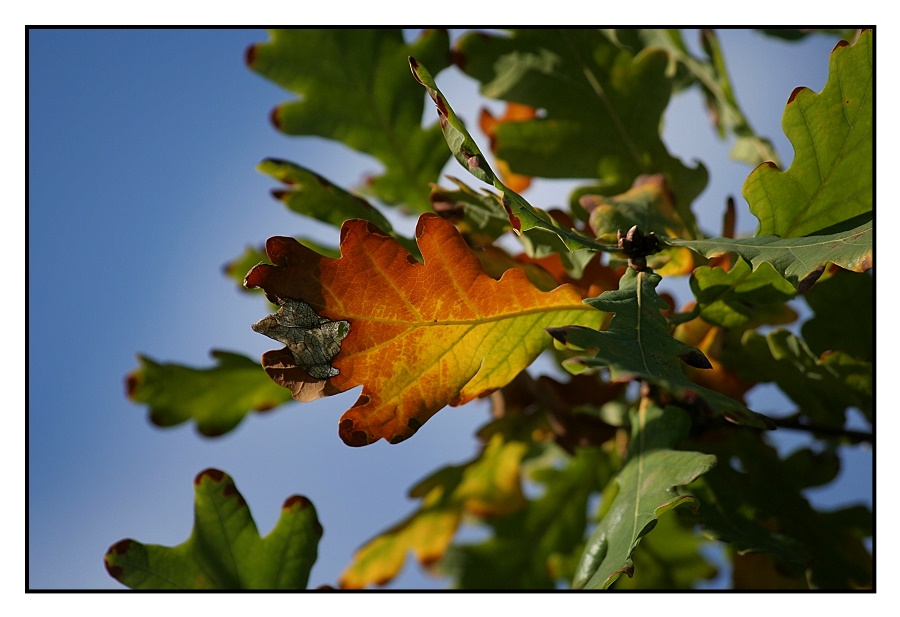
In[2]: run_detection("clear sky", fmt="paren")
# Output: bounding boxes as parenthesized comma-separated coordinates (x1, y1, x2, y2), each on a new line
(27, 28, 870, 591)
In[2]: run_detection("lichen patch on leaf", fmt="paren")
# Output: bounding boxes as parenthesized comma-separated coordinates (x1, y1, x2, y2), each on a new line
(251, 298, 350, 379)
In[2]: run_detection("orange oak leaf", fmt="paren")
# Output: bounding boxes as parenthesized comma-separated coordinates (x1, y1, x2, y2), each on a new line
(245, 213, 603, 446)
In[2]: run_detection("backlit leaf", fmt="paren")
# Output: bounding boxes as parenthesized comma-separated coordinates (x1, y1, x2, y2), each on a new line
(126, 351, 294, 437)
(572, 402, 717, 589)
(105, 469, 321, 589)
(690, 259, 797, 328)
(244, 213, 604, 446)
(247, 29, 452, 211)
(339, 433, 528, 588)
(548, 269, 771, 429)
(441, 446, 613, 589)
(743, 30, 872, 237)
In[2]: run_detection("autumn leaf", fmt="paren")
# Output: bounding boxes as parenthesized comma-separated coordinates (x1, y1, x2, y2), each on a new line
(479, 102, 537, 193)
(339, 432, 528, 589)
(105, 469, 322, 590)
(244, 213, 604, 446)
(580, 174, 698, 275)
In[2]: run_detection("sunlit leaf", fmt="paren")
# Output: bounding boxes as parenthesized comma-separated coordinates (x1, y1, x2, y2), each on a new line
(247, 29, 452, 211)
(257, 158, 394, 232)
(743, 30, 872, 237)
(610, 510, 718, 589)
(339, 433, 528, 588)
(690, 259, 797, 328)
(572, 402, 717, 589)
(244, 213, 604, 446)
(126, 351, 294, 437)
(105, 469, 321, 589)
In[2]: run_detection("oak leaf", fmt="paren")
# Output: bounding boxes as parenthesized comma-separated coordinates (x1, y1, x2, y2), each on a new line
(245, 213, 603, 446)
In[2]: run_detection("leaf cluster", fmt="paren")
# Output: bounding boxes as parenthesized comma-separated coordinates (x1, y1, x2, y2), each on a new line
(113, 29, 872, 590)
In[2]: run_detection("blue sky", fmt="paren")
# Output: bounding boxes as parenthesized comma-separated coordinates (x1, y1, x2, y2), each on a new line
(27, 28, 871, 591)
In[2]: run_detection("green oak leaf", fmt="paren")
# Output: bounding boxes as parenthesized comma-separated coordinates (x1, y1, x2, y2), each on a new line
(338, 433, 528, 589)
(730, 329, 872, 427)
(257, 158, 394, 232)
(409, 56, 617, 255)
(548, 268, 771, 429)
(572, 403, 717, 589)
(690, 259, 797, 328)
(453, 29, 708, 227)
(686, 429, 872, 589)
(441, 446, 614, 589)
(605, 29, 779, 167)
(743, 30, 872, 237)
(664, 217, 872, 290)
(104, 469, 322, 590)
(429, 175, 512, 245)
(610, 509, 718, 589)
(247, 29, 452, 212)
(126, 350, 293, 436)
(801, 268, 872, 360)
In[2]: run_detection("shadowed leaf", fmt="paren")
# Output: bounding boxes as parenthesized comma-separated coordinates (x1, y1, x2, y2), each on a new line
(801, 267, 872, 360)
(730, 329, 872, 427)
(104, 469, 321, 589)
(244, 213, 604, 446)
(453, 29, 708, 220)
(572, 403, 717, 589)
(441, 446, 614, 589)
(126, 351, 294, 436)
(609, 29, 779, 167)
(410, 56, 616, 254)
(686, 429, 872, 589)
(550, 269, 771, 428)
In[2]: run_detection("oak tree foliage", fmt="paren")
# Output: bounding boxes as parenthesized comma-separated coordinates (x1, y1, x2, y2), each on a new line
(112, 28, 873, 590)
